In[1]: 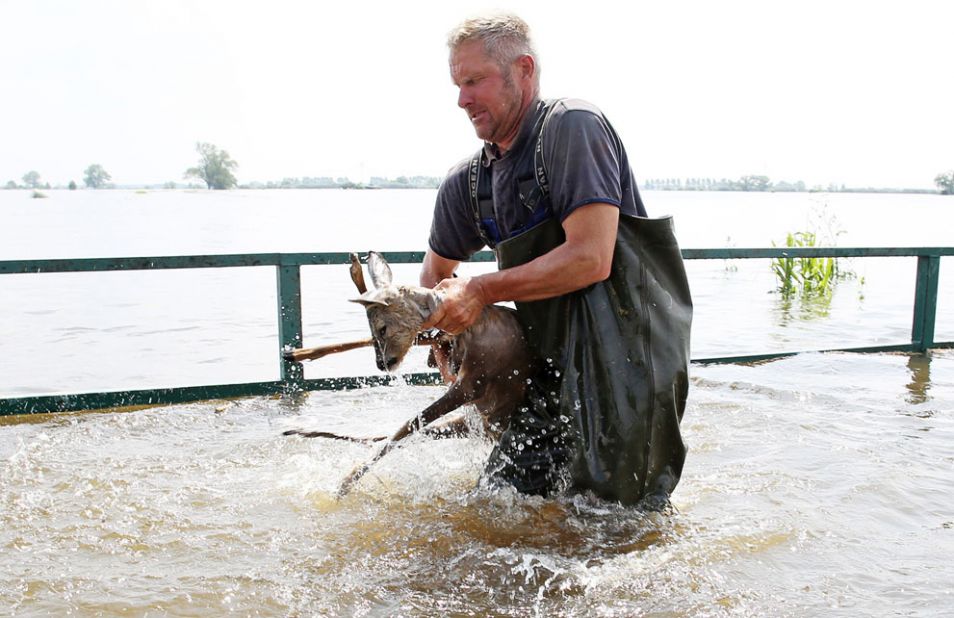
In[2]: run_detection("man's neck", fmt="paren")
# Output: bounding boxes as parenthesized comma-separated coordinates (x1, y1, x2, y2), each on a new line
(495, 92, 539, 154)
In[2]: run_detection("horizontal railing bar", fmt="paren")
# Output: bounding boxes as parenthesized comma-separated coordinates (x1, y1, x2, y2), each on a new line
(303, 373, 446, 392)
(691, 343, 930, 365)
(7, 342, 954, 417)
(3, 247, 952, 275)
(680, 247, 954, 260)
(0, 254, 284, 274)
(0, 374, 448, 416)
(0, 381, 286, 416)
(2, 246, 950, 416)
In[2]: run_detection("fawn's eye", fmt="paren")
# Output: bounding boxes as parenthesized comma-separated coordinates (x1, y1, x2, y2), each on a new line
(377, 326, 387, 338)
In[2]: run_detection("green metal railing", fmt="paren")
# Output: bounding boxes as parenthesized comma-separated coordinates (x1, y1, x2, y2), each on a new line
(1, 247, 951, 416)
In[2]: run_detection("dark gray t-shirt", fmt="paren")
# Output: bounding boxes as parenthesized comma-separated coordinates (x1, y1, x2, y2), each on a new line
(428, 98, 647, 261)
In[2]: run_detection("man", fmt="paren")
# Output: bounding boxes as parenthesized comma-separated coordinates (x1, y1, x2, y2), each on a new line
(422, 13, 692, 508)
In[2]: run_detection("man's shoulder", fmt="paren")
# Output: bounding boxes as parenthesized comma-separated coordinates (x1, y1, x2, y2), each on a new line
(540, 98, 620, 152)
(438, 155, 474, 194)
(542, 98, 614, 142)
(548, 97, 604, 117)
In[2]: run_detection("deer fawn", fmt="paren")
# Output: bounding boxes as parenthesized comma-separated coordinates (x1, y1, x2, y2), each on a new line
(286, 252, 534, 497)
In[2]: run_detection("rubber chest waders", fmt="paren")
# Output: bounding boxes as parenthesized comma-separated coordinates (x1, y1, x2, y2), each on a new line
(470, 101, 693, 506)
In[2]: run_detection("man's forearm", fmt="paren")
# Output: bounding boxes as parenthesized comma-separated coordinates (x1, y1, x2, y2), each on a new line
(474, 202, 619, 304)
(423, 203, 619, 334)
(473, 243, 605, 303)
(420, 249, 460, 288)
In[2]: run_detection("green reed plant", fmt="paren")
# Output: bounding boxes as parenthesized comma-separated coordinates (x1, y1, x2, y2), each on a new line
(771, 231, 839, 297)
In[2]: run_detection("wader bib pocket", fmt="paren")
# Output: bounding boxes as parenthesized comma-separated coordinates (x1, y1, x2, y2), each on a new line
(483, 214, 692, 506)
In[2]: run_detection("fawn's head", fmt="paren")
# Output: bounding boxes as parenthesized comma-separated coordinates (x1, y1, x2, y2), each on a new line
(350, 252, 439, 372)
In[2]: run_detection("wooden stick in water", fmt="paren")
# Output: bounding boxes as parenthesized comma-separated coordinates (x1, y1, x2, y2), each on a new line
(284, 338, 373, 362)
(284, 330, 444, 362)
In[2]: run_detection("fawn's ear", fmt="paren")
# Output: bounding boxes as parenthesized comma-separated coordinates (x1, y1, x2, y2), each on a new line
(408, 288, 440, 321)
(349, 253, 367, 294)
(349, 289, 389, 308)
(366, 251, 393, 289)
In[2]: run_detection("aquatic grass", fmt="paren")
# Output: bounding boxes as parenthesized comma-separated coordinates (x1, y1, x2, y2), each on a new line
(770, 225, 862, 324)
(771, 231, 839, 297)
(771, 204, 854, 300)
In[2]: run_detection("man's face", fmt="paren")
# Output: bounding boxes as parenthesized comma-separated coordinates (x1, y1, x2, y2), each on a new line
(450, 39, 527, 150)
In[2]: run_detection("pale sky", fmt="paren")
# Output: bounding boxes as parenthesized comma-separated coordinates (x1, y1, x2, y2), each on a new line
(2, 0, 952, 189)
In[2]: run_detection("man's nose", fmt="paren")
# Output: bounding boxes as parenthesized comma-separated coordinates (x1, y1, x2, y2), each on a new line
(457, 87, 472, 109)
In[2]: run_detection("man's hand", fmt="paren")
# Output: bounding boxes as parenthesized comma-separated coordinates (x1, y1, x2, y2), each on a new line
(423, 276, 488, 335)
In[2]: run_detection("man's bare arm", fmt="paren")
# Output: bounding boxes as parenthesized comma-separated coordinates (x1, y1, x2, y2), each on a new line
(426, 202, 619, 334)
(420, 250, 460, 288)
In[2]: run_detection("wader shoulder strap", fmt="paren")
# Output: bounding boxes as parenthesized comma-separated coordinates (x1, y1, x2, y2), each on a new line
(468, 150, 498, 247)
(467, 99, 563, 248)
(532, 101, 556, 198)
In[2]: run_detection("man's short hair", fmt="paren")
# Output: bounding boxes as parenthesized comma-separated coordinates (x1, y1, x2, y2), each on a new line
(447, 12, 539, 72)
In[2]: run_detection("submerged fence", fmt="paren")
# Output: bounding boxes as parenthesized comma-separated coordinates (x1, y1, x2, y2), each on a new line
(1, 247, 951, 416)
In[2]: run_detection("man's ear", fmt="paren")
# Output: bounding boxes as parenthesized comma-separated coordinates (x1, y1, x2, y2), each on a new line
(514, 53, 535, 82)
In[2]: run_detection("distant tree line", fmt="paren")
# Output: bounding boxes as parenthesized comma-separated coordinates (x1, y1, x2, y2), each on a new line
(1, 143, 239, 191)
(644, 176, 807, 192)
(0, 141, 433, 191)
(240, 175, 441, 190)
(5, 164, 112, 190)
(643, 175, 941, 194)
(5, 151, 950, 195)
(368, 175, 441, 189)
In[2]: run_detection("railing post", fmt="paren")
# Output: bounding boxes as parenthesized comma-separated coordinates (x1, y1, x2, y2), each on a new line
(276, 260, 305, 394)
(911, 254, 941, 353)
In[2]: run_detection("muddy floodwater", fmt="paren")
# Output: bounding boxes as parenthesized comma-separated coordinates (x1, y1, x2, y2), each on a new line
(2, 351, 952, 616)
(2, 189, 953, 615)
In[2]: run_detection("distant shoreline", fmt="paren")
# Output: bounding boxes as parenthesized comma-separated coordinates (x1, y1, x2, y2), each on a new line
(2, 185, 943, 195)
(643, 186, 940, 195)
(5, 173, 946, 195)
